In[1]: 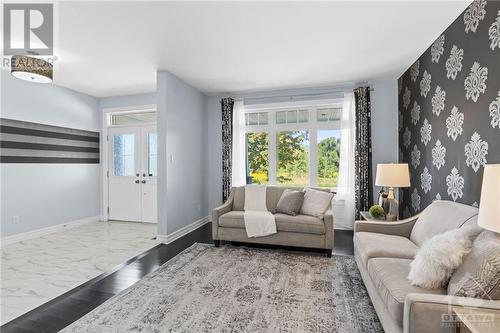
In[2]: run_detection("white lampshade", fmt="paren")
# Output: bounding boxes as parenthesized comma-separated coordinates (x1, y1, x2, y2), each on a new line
(478, 164, 500, 233)
(375, 163, 411, 188)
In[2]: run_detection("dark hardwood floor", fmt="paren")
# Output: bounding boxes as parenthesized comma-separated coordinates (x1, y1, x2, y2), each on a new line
(1, 223, 353, 333)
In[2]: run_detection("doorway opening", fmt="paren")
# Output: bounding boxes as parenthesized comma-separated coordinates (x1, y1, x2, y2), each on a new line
(105, 109, 157, 223)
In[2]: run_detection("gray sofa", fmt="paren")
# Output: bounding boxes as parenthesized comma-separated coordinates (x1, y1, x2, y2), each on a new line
(354, 200, 500, 333)
(212, 186, 334, 256)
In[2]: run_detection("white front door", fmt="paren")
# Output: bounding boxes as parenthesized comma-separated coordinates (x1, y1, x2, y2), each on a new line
(108, 125, 157, 223)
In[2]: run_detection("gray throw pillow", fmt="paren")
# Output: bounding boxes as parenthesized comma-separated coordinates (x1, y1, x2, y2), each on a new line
(275, 190, 304, 216)
(448, 230, 500, 300)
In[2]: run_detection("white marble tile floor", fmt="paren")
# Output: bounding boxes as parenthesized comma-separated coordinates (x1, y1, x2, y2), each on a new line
(1, 221, 159, 325)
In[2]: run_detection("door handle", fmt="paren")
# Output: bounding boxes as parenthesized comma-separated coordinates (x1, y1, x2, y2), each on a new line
(135, 180, 140, 184)
(141, 180, 146, 184)
(136, 173, 140, 177)
(143, 173, 146, 177)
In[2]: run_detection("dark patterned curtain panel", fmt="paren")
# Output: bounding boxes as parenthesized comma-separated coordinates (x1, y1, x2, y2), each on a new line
(221, 98, 234, 202)
(354, 87, 373, 219)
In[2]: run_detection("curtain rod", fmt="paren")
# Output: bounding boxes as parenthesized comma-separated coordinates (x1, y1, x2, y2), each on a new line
(266, 87, 374, 99)
(232, 84, 374, 103)
(239, 85, 374, 104)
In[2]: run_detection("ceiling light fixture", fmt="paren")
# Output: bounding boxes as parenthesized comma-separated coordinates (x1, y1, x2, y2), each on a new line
(11, 55, 53, 83)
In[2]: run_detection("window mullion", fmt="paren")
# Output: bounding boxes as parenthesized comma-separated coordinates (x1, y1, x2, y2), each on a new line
(269, 110, 277, 185)
(309, 107, 318, 187)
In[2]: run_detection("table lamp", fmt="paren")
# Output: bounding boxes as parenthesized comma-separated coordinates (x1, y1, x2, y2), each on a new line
(477, 164, 500, 234)
(375, 163, 411, 221)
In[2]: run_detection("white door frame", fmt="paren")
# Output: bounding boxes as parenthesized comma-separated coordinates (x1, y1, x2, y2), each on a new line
(101, 105, 156, 221)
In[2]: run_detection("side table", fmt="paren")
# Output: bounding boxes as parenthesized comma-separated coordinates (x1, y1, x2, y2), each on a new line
(360, 211, 395, 222)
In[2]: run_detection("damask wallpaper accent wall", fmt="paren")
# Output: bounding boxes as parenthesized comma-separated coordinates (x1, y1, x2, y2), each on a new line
(398, 0, 500, 218)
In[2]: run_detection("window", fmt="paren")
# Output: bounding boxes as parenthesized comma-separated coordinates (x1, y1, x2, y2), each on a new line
(113, 134, 135, 176)
(277, 130, 309, 186)
(244, 101, 342, 188)
(316, 107, 342, 122)
(245, 112, 268, 126)
(276, 109, 308, 124)
(111, 111, 156, 125)
(317, 130, 341, 188)
(246, 132, 269, 184)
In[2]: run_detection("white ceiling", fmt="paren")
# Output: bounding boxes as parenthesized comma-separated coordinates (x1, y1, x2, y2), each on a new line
(51, 1, 471, 98)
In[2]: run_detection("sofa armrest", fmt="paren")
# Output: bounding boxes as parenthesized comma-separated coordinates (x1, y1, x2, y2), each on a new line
(324, 210, 334, 250)
(404, 293, 500, 333)
(354, 214, 420, 238)
(212, 189, 234, 240)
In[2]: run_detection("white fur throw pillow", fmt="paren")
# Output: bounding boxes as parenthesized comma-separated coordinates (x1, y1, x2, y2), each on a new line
(408, 226, 482, 289)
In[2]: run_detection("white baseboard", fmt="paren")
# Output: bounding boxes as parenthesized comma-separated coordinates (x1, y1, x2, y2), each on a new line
(157, 215, 210, 244)
(1, 215, 102, 246)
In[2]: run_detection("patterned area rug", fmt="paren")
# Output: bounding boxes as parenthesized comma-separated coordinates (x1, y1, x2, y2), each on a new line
(62, 244, 382, 333)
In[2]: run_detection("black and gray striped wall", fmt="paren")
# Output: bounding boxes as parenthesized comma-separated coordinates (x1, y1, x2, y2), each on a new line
(0, 118, 100, 163)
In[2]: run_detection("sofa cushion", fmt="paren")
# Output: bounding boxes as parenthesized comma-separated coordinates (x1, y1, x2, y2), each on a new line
(300, 188, 334, 218)
(461, 215, 479, 228)
(354, 232, 418, 267)
(275, 189, 304, 216)
(232, 186, 332, 213)
(218, 211, 325, 235)
(233, 187, 246, 211)
(409, 200, 478, 246)
(274, 213, 325, 234)
(367, 258, 446, 327)
(233, 186, 289, 213)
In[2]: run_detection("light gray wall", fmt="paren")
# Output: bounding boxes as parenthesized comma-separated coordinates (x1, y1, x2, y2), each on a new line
(205, 79, 399, 215)
(370, 80, 399, 204)
(157, 73, 168, 235)
(1, 71, 101, 237)
(99, 92, 156, 110)
(157, 71, 207, 236)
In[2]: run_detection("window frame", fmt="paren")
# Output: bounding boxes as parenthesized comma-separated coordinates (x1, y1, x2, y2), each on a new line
(244, 99, 343, 188)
